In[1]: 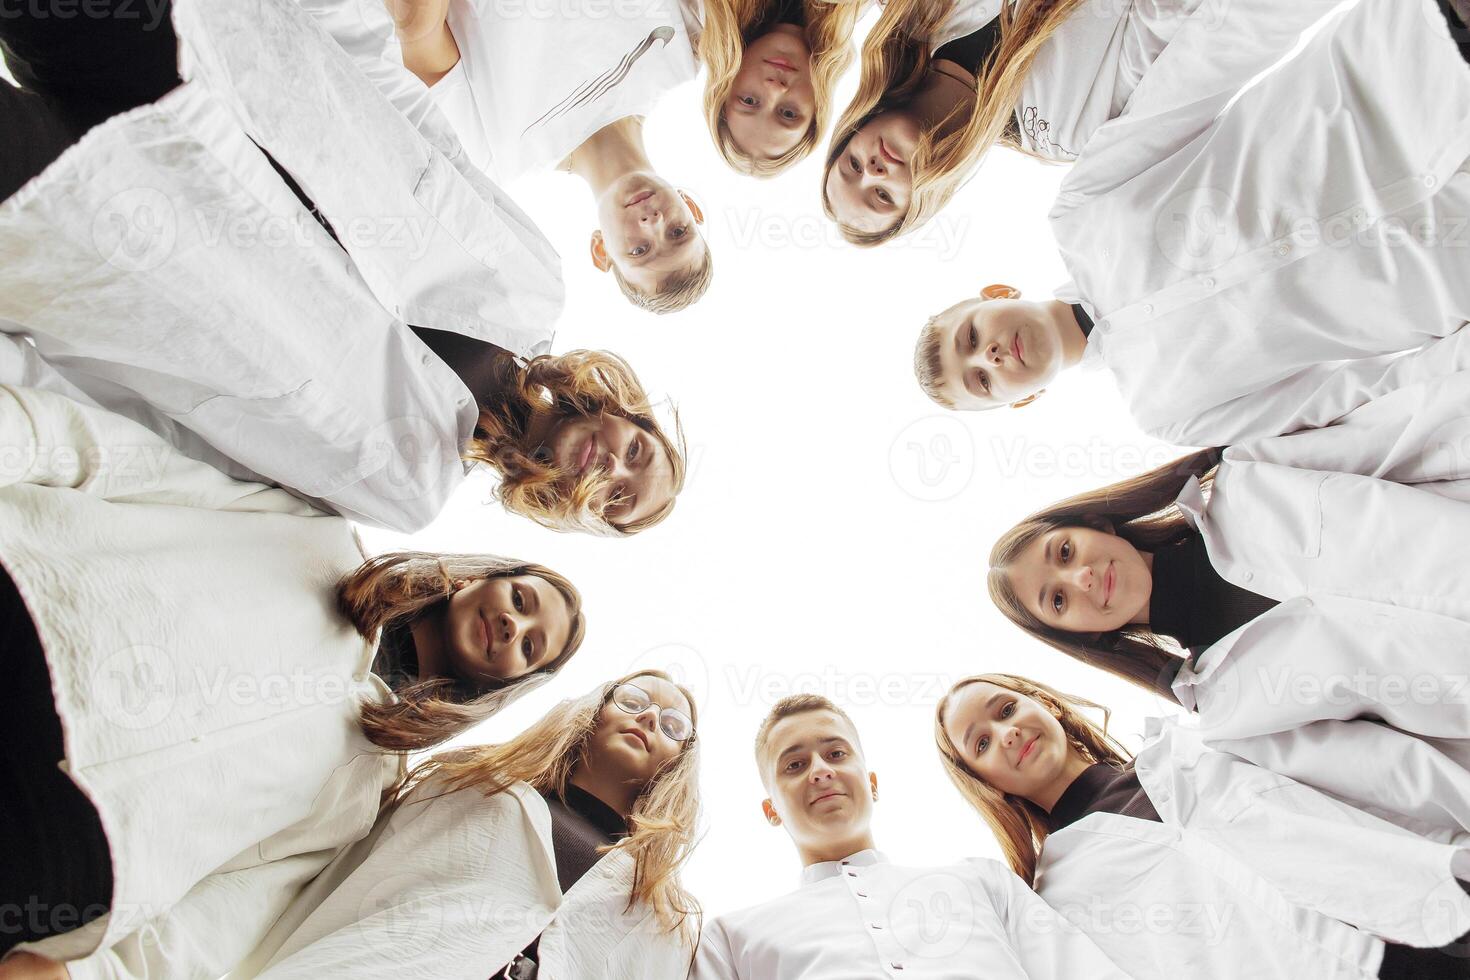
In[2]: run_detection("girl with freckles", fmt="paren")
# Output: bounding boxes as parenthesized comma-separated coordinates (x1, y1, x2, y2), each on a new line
(934, 673, 1470, 979)
(986, 446, 1470, 849)
(0, 385, 586, 977)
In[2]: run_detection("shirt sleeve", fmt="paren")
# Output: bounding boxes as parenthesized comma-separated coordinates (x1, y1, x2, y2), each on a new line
(1149, 326, 1470, 447)
(58, 849, 338, 980)
(972, 859, 1132, 979)
(689, 918, 740, 980)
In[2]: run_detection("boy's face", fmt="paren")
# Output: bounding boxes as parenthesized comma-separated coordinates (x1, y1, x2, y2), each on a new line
(590, 172, 707, 294)
(762, 709, 876, 856)
(932, 296, 1065, 408)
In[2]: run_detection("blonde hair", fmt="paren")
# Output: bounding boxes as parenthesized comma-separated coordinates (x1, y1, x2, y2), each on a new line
(934, 672, 1128, 884)
(337, 552, 586, 751)
(465, 349, 687, 534)
(699, 0, 863, 176)
(913, 315, 953, 407)
(753, 693, 862, 777)
(396, 669, 702, 936)
(824, 0, 1087, 246)
(612, 246, 715, 314)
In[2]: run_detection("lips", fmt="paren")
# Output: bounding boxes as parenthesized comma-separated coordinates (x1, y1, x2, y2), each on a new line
(624, 189, 655, 208)
(763, 57, 798, 73)
(477, 611, 492, 656)
(1011, 332, 1025, 365)
(878, 137, 903, 166)
(1017, 734, 1039, 766)
(577, 435, 598, 475)
(1103, 561, 1116, 606)
(622, 728, 650, 751)
(810, 790, 845, 806)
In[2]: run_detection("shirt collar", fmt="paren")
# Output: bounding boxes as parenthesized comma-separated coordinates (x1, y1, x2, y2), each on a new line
(800, 848, 888, 885)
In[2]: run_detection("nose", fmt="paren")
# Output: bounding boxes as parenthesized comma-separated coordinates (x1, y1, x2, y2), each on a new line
(764, 73, 789, 92)
(808, 755, 836, 781)
(865, 154, 887, 178)
(985, 341, 1004, 367)
(1066, 564, 1095, 592)
(632, 705, 659, 731)
(639, 208, 664, 227)
(495, 611, 519, 645)
(1002, 726, 1022, 750)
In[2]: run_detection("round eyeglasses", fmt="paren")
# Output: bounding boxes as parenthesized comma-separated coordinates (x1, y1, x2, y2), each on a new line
(610, 682, 695, 743)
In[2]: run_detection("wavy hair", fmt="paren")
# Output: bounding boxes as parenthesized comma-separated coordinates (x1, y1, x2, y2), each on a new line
(987, 448, 1222, 697)
(464, 349, 687, 536)
(338, 552, 586, 751)
(934, 672, 1129, 884)
(823, 0, 1086, 246)
(700, 0, 863, 176)
(395, 669, 702, 937)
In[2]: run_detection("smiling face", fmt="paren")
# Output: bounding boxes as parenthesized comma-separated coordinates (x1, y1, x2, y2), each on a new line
(824, 110, 920, 235)
(724, 26, 816, 161)
(940, 682, 1076, 802)
(762, 709, 876, 860)
(932, 296, 1068, 408)
(1003, 526, 1153, 635)
(592, 173, 707, 294)
(582, 674, 693, 791)
(441, 573, 573, 686)
(540, 411, 676, 529)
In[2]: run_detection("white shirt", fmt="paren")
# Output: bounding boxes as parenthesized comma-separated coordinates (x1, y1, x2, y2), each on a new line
(1052, 0, 1470, 444)
(0, 0, 564, 532)
(436, 0, 700, 181)
(693, 850, 1129, 979)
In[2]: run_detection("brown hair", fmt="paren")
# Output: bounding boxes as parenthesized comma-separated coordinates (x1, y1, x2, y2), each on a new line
(611, 246, 715, 315)
(987, 448, 1223, 697)
(337, 552, 586, 751)
(700, 0, 864, 176)
(465, 349, 687, 534)
(753, 693, 862, 776)
(913, 314, 954, 407)
(823, 0, 1086, 246)
(934, 672, 1129, 883)
(395, 669, 702, 937)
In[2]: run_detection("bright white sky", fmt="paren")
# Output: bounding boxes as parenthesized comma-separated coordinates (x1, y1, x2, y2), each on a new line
(358, 7, 1190, 917)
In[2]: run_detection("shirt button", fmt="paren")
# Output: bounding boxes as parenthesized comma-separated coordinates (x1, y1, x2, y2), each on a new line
(421, 353, 432, 365)
(846, 871, 857, 878)
(1201, 277, 1216, 289)
(1351, 209, 1369, 227)
(1242, 571, 1254, 583)
(353, 671, 367, 682)
(1142, 303, 1154, 315)
(1424, 174, 1438, 188)
(1274, 242, 1292, 257)
(856, 891, 868, 898)
(892, 964, 905, 971)
(191, 734, 203, 743)
(869, 923, 883, 930)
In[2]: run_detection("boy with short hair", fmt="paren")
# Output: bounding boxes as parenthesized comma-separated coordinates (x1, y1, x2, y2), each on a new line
(693, 694, 1128, 979)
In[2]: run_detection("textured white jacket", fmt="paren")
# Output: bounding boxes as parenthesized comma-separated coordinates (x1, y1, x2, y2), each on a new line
(0, 386, 402, 978)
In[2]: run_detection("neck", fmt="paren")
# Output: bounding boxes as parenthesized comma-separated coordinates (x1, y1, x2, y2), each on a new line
(1032, 750, 1095, 814)
(569, 764, 641, 819)
(409, 603, 449, 681)
(914, 60, 978, 138)
(797, 830, 878, 869)
(1047, 299, 1090, 367)
(565, 117, 652, 193)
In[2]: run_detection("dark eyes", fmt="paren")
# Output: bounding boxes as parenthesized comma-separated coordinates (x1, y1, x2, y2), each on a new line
(740, 95, 759, 107)
(511, 586, 525, 613)
(1059, 540, 1073, 562)
(876, 188, 892, 205)
(971, 369, 991, 395)
(670, 226, 688, 241)
(848, 154, 861, 174)
(779, 107, 799, 121)
(1051, 590, 1065, 614)
(521, 636, 534, 658)
(626, 438, 642, 464)
(969, 326, 980, 350)
(629, 244, 649, 257)
(975, 703, 1016, 753)
(784, 748, 847, 773)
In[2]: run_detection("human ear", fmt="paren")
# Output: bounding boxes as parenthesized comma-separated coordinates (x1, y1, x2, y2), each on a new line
(762, 798, 781, 826)
(589, 230, 611, 272)
(980, 283, 1021, 301)
(679, 191, 705, 225)
(1010, 389, 1044, 409)
(869, 772, 879, 802)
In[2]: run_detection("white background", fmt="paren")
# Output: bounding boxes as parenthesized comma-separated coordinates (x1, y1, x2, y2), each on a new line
(360, 6, 1189, 917)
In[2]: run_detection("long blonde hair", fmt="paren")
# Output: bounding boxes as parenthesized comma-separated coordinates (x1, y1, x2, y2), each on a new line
(337, 552, 586, 751)
(395, 669, 702, 936)
(700, 0, 863, 176)
(824, 0, 1086, 245)
(464, 349, 687, 536)
(934, 673, 1128, 884)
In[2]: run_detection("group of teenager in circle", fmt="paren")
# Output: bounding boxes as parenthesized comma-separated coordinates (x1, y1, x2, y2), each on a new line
(1, 0, 1469, 976)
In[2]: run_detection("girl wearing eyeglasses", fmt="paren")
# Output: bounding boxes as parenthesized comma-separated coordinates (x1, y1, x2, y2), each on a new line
(230, 670, 702, 979)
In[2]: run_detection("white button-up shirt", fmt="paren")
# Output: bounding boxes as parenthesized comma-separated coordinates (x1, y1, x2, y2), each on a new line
(0, 0, 564, 532)
(693, 850, 1129, 979)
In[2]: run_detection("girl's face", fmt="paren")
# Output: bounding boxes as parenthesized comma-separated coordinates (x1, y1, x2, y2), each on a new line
(582, 675, 693, 791)
(942, 682, 1074, 803)
(724, 26, 816, 161)
(541, 412, 676, 528)
(442, 574, 573, 685)
(824, 110, 920, 235)
(1003, 526, 1153, 634)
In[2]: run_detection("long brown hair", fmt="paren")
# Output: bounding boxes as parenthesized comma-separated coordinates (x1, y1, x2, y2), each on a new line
(338, 552, 587, 751)
(395, 669, 702, 937)
(823, 0, 1087, 245)
(700, 0, 863, 176)
(465, 349, 687, 536)
(934, 672, 1128, 884)
(987, 448, 1222, 697)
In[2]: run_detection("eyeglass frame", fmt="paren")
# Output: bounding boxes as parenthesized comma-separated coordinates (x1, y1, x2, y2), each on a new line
(608, 682, 697, 744)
